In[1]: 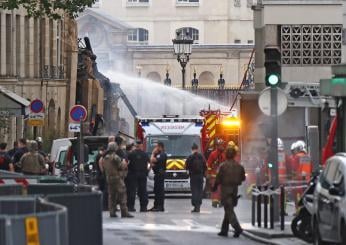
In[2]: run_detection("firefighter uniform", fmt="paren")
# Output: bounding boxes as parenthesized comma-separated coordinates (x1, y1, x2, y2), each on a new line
(207, 149, 226, 207)
(103, 145, 133, 218)
(214, 155, 245, 237)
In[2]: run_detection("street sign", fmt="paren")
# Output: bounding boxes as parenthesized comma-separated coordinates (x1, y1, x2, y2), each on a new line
(258, 87, 288, 116)
(30, 99, 44, 113)
(70, 105, 87, 122)
(28, 112, 44, 127)
(69, 123, 81, 132)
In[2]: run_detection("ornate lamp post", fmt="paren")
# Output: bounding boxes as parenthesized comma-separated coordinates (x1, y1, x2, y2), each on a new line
(191, 67, 199, 92)
(172, 32, 193, 89)
(218, 65, 225, 89)
(164, 65, 172, 86)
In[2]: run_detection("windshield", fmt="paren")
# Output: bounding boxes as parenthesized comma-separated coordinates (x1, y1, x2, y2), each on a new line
(146, 135, 200, 158)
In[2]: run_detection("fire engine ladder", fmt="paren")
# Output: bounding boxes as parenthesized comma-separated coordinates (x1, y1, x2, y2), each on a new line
(111, 83, 138, 117)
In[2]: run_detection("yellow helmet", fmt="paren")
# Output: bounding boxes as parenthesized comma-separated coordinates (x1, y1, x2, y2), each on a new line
(227, 141, 239, 152)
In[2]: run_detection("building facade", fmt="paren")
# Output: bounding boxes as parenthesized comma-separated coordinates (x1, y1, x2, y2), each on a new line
(0, 7, 78, 146)
(77, 0, 255, 88)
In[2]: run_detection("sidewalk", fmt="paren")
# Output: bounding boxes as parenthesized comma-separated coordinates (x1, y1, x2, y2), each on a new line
(236, 200, 309, 245)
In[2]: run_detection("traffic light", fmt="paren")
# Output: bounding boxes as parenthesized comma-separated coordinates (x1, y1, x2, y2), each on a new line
(264, 46, 281, 87)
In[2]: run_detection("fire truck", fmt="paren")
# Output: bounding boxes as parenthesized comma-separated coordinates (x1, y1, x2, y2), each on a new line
(136, 111, 241, 193)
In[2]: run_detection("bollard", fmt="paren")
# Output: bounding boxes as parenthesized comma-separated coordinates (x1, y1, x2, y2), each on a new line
(251, 186, 256, 226)
(270, 187, 274, 229)
(257, 186, 262, 227)
(263, 185, 268, 228)
(280, 185, 285, 231)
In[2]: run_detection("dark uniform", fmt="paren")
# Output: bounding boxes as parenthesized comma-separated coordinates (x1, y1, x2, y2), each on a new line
(151, 151, 167, 211)
(214, 159, 245, 237)
(185, 151, 207, 212)
(103, 150, 132, 218)
(127, 148, 149, 211)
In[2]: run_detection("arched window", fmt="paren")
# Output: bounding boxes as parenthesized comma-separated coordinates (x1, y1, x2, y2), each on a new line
(147, 72, 161, 83)
(176, 27, 199, 43)
(198, 71, 215, 86)
(128, 28, 149, 44)
(48, 99, 56, 131)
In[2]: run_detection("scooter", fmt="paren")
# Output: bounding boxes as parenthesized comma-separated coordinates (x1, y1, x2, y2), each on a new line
(291, 173, 319, 243)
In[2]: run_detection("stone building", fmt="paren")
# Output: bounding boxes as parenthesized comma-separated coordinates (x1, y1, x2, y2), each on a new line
(0, 7, 78, 145)
(240, 0, 344, 162)
(77, 0, 255, 88)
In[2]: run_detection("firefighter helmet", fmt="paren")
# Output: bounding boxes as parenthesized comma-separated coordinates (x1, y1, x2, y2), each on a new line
(294, 140, 307, 153)
(228, 141, 239, 152)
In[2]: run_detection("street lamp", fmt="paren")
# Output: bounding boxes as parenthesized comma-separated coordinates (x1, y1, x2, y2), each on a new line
(172, 32, 193, 89)
(164, 65, 172, 86)
(191, 67, 199, 92)
(218, 65, 225, 89)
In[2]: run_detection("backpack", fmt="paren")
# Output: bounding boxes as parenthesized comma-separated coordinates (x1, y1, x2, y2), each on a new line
(190, 153, 205, 175)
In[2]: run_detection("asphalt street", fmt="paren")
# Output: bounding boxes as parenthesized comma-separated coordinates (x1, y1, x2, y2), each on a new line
(103, 198, 262, 245)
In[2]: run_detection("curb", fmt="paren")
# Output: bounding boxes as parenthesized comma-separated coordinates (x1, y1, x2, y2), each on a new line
(243, 230, 281, 245)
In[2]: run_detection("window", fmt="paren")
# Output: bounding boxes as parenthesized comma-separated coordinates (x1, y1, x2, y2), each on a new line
(176, 0, 199, 6)
(247, 40, 254, 44)
(128, 28, 148, 44)
(234, 39, 241, 44)
(176, 27, 199, 43)
(127, 0, 149, 6)
(234, 0, 241, 7)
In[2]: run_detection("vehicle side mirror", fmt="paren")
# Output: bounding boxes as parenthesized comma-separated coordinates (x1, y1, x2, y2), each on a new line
(329, 185, 341, 196)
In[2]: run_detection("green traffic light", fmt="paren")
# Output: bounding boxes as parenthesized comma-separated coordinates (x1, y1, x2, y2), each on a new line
(267, 74, 279, 86)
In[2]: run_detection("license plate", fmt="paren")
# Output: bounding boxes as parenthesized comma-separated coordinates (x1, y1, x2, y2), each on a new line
(165, 182, 189, 190)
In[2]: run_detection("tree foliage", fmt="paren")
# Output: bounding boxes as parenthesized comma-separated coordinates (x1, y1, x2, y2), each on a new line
(2, 0, 96, 19)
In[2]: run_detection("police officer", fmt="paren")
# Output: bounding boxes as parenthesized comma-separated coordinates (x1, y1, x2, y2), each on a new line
(185, 143, 207, 213)
(127, 140, 150, 212)
(103, 142, 133, 218)
(213, 146, 245, 238)
(149, 141, 167, 212)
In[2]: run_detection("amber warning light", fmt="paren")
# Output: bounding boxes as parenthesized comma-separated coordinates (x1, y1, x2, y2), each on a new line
(221, 118, 241, 127)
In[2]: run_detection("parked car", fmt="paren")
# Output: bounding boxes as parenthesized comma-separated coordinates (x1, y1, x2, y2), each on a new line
(313, 153, 346, 245)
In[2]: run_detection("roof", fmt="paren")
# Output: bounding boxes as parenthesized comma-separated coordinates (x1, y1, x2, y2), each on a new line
(0, 86, 30, 107)
(77, 8, 132, 30)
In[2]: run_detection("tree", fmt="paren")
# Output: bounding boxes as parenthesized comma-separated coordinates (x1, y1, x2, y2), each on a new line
(1, 0, 96, 19)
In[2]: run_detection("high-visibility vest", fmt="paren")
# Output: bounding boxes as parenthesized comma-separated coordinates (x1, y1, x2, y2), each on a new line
(297, 152, 312, 181)
(278, 151, 287, 184)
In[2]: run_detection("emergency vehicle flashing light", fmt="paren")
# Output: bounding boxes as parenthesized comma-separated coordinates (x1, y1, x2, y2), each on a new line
(221, 118, 241, 127)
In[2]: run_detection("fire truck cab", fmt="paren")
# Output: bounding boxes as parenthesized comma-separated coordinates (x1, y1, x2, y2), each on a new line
(136, 115, 204, 193)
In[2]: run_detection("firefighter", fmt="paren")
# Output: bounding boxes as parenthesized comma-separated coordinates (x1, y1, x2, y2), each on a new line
(295, 141, 312, 181)
(207, 138, 226, 208)
(228, 141, 240, 162)
(291, 140, 312, 208)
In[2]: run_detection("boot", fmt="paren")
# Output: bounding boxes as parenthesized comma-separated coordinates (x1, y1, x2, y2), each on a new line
(217, 232, 228, 237)
(233, 228, 243, 238)
(121, 213, 134, 218)
(212, 201, 218, 208)
(110, 213, 118, 218)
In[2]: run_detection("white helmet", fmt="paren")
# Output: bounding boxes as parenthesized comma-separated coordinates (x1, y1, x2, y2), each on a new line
(278, 138, 284, 151)
(294, 140, 307, 153)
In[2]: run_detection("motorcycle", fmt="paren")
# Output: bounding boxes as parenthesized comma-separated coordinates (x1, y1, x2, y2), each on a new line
(291, 172, 320, 243)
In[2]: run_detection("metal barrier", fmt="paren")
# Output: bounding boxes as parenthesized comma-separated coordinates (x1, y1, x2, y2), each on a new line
(0, 196, 68, 245)
(0, 184, 24, 196)
(251, 185, 286, 230)
(47, 189, 103, 245)
(0, 180, 102, 245)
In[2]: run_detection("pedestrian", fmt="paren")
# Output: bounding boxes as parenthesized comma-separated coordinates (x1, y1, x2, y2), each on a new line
(207, 138, 226, 207)
(127, 140, 150, 212)
(13, 138, 28, 172)
(213, 146, 245, 238)
(7, 141, 18, 160)
(95, 146, 108, 209)
(185, 143, 207, 213)
(0, 143, 14, 172)
(149, 141, 167, 212)
(19, 141, 47, 175)
(103, 142, 133, 218)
